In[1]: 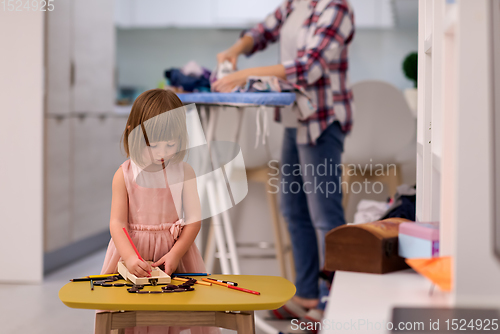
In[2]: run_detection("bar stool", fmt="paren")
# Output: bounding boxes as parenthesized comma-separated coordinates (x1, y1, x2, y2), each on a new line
(245, 165, 295, 282)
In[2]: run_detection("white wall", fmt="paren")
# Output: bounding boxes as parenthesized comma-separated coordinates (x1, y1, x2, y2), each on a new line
(349, 29, 418, 90)
(116, 28, 279, 90)
(0, 11, 44, 283)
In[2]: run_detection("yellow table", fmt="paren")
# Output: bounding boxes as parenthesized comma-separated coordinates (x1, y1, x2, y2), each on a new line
(59, 275, 295, 334)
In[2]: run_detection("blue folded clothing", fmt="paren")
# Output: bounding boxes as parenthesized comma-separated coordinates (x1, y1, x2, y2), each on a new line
(164, 68, 211, 92)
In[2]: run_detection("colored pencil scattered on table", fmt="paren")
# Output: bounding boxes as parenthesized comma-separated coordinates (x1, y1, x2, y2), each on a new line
(202, 278, 226, 287)
(70, 274, 120, 282)
(84, 274, 120, 279)
(171, 273, 209, 277)
(201, 278, 260, 295)
(228, 285, 260, 295)
(90, 280, 94, 291)
(205, 277, 238, 286)
(172, 277, 212, 286)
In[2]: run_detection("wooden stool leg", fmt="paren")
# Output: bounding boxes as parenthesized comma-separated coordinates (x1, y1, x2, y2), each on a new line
(341, 164, 351, 211)
(265, 181, 287, 279)
(396, 164, 403, 186)
(384, 164, 401, 198)
(236, 311, 255, 334)
(95, 312, 112, 334)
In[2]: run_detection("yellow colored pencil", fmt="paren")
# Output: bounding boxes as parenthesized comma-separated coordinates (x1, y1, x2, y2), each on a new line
(82, 274, 119, 279)
(172, 277, 212, 286)
(202, 278, 227, 287)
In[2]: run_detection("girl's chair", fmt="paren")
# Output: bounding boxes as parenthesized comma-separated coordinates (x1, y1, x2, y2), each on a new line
(342, 80, 416, 213)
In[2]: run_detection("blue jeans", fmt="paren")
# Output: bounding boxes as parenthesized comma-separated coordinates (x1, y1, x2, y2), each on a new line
(280, 121, 346, 310)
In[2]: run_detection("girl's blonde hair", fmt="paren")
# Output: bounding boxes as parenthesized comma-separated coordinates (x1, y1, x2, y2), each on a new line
(122, 89, 188, 167)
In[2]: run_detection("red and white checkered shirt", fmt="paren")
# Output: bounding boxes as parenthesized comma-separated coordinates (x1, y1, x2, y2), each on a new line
(242, 0, 355, 144)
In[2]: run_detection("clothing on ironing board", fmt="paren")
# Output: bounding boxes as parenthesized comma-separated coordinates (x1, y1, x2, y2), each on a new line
(234, 75, 315, 148)
(165, 68, 211, 92)
(181, 61, 211, 80)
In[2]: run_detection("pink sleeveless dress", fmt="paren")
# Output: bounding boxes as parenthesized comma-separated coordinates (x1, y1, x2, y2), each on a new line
(99, 159, 219, 334)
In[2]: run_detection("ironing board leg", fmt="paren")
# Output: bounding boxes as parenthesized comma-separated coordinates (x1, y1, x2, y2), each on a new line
(201, 105, 242, 275)
(206, 179, 232, 274)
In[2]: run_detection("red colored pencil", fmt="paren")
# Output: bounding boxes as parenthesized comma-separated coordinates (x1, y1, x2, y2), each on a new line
(123, 227, 143, 261)
(228, 285, 260, 295)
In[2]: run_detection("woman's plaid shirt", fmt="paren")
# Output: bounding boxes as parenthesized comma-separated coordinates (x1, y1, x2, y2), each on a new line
(242, 0, 355, 144)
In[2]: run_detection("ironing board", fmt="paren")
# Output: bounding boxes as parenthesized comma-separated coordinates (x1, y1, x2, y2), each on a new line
(178, 92, 295, 107)
(178, 92, 295, 334)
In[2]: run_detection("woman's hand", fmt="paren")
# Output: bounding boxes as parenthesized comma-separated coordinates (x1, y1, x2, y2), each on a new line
(217, 48, 239, 70)
(152, 252, 180, 276)
(124, 257, 152, 278)
(212, 70, 248, 93)
(216, 35, 254, 69)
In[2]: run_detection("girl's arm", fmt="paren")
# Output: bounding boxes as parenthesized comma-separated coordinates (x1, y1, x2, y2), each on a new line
(153, 163, 201, 275)
(109, 167, 152, 277)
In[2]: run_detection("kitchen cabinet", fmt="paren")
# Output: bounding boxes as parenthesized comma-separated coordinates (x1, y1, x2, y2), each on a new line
(114, 0, 394, 29)
(44, 0, 116, 262)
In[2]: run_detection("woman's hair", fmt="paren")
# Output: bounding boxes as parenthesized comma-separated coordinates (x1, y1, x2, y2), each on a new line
(122, 89, 188, 167)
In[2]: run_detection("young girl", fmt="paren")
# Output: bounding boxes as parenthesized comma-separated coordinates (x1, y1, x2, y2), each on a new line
(99, 89, 218, 334)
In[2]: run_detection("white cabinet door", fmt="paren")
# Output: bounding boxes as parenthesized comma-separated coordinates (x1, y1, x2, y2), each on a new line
(349, 0, 394, 28)
(73, 0, 115, 113)
(115, 0, 280, 28)
(212, 0, 282, 27)
(46, 0, 72, 115)
(115, 0, 135, 27)
(45, 118, 72, 252)
(72, 117, 127, 242)
(115, 0, 395, 28)
(44, 0, 116, 252)
(134, 0, 212, 27)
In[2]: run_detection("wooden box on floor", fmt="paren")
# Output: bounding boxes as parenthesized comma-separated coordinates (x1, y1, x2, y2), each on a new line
(324, 218, 411, 274)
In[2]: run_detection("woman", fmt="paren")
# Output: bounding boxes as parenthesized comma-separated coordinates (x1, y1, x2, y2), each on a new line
(214, 0, 355, 326)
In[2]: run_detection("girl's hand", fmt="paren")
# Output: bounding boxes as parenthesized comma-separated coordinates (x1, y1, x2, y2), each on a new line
(212, 70, 248, 93)
(125, 257, 152, 278)
(152, 252, 180, 276)
(217, 49, 239, 70)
